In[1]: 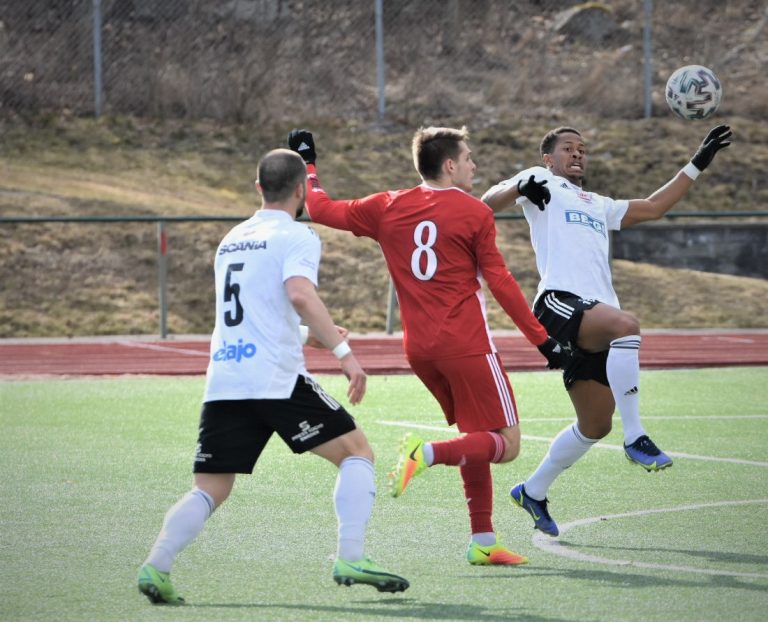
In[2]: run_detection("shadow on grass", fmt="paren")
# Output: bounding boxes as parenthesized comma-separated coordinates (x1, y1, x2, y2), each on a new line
(457, 564, 768, 593)
(571, 541, 768, 566)
(188, 599, 569, 621)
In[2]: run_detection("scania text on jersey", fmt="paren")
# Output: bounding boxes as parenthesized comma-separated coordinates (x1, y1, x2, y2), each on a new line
(212, 339, 257, 362)
(564, 210, 606, 237)
(218, 240, 267, 255)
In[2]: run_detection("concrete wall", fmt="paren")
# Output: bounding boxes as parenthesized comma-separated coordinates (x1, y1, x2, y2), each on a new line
(612, 222, 768, 279)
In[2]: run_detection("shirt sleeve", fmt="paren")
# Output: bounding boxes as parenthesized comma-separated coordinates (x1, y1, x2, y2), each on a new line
(603, 196, 630, 231)
(283, 226, 321, 287)
(481, 177, 516, 203)
(474, 210, 549, 346)
(304, 164, 389, 239)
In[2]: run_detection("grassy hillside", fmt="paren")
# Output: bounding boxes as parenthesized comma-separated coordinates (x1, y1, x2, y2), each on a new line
(0, 113, 766, 337)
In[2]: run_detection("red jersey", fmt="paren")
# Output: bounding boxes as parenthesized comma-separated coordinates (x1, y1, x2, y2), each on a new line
(305, 167, 548, 360)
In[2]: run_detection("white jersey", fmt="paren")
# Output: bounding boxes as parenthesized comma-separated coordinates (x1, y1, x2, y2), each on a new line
(483, 166, 628, 308)
(203, 209, 320, 401)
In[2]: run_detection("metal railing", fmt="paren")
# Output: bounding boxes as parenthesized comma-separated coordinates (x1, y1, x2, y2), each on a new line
(2, 211, 767, 337)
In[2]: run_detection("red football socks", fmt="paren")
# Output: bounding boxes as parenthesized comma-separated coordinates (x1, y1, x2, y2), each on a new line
(461, 462, 494, 534)
(430, 431, 506, 466)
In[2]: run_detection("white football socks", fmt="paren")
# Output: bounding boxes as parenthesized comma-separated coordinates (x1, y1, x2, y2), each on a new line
(422, 442, 434, 466)
(334, 456, 376, 562)
(145, 487, 215, 573)
(471, 532, 497, 546)
(524, 424, 598, 500)
(607, 335, 645, 445)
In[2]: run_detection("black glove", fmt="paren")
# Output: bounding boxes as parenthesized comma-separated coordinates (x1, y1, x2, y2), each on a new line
(537, 336, 573, 370)
(287, 128, 316, 164)
(517, 175, 550, 211)
(690, 124, 732, 172)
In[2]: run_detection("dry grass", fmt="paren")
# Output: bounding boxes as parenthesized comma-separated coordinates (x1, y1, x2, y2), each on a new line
(0, 113, 766, 338)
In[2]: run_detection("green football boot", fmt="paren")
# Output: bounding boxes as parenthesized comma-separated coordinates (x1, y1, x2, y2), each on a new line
(137, 563, 185, 605)
(332, 557, 410, 593)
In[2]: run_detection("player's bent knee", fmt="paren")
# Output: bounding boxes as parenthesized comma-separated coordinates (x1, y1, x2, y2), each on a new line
(615, 312, 640, 337)
(347, 432, 374, 461)
(497, 427, 521, 463)
(596, 422, 612, 439)
(499, 444, 520, 463)
(580, 420, 612, 440)
(311, 429, 374, 465)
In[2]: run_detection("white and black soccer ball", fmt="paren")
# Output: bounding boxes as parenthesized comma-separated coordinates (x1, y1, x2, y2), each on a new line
(665, 65, 722, 120)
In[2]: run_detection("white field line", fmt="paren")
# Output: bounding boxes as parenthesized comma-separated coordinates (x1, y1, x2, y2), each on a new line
(378, 421, 768, 468)
(516, 415, 768, 422)
(642, 414, 768, 419)
(115, 340, 208, 357)
(532, 499, 768, 580)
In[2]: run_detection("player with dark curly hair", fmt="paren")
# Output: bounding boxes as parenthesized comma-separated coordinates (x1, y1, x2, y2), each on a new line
(482, 125, 732, 536)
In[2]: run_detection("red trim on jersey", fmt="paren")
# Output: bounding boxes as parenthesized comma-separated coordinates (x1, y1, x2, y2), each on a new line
(486, 353, 518, 426)
(410, 353, 519, 432)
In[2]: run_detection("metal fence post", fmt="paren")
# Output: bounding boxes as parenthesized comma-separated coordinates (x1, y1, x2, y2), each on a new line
(375, 0, 386, 121)
(157, 220, 168, 338)
(92, 0, 103, 118)
(643, 0, 653, 118)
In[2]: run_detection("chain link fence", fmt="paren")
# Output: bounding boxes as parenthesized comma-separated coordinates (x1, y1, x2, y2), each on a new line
(2, 0, 766, 123)
(1, 0, 767, 338)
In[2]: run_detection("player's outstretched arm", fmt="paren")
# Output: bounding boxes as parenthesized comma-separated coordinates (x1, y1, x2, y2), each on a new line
(487, 268, 574, 370)
(287, 127, 365, 232)
(622, 125, 732, 227)
(285, 276, 366, 404)
(482, 182, 519, 212)
(689, 124, 732, 173)
(483, 175, 550, 212)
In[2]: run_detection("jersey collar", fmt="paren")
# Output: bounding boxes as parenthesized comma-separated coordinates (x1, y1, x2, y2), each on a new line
(256, 208, 296, 221)
(421, 182, 467, 194)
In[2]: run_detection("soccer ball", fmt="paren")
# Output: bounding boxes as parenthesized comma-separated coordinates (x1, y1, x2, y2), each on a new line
(665, 65, 722, 120)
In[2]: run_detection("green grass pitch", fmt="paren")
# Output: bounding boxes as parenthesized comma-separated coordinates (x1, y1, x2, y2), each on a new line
(1, 367, 767, 621)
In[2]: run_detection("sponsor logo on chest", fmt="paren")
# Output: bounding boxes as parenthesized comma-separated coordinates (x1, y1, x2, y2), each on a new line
(565, 210, 606, 237)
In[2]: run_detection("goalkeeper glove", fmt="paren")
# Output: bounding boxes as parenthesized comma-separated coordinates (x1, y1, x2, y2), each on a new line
(690, 124, 732, 172)
(288, 128, 317, 164)
(537, 336, 574, 370)
(517, 175, 551, 211)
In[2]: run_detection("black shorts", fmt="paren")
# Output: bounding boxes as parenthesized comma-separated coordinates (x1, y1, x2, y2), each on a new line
(533, 290, 609, 390)
(193, 375, 357, 474)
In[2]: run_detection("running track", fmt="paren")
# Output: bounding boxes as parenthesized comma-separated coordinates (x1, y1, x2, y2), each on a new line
(1, 330, 767, 377)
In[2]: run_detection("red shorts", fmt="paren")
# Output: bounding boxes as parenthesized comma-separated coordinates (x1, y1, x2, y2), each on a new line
(409, 353, 519, 433)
